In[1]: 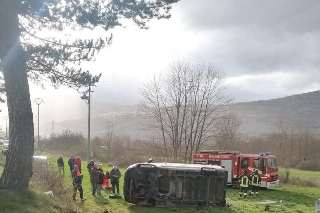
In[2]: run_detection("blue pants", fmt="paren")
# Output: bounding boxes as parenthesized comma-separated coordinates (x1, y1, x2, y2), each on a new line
(92, 182, 97, 195)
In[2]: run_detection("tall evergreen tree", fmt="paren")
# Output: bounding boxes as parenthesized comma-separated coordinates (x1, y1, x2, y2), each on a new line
(0, 0, 178, 191)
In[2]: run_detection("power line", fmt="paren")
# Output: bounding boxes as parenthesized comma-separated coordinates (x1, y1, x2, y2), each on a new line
(187, 0, 320, 61)
(213, 24, 320, 65)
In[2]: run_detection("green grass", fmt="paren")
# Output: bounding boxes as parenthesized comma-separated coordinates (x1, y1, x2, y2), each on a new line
(279, 167, 320, 184)
(1, 151, 320, 212)
(0, 189, 57, 213)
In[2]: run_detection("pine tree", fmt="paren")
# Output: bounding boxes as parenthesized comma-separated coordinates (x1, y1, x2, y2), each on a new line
(0, 0, 178, 191)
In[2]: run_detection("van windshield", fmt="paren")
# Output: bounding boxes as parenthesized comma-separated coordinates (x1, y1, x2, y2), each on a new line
(267, 157, 277, 169)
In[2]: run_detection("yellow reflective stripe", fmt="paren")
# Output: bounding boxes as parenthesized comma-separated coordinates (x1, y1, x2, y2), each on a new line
(241, 176, 249, 187)
(251, 175, 260, 186)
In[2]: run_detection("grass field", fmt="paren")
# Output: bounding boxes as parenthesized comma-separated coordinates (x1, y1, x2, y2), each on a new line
(279, 167, 320, 185)
(0, 151, 320, 212)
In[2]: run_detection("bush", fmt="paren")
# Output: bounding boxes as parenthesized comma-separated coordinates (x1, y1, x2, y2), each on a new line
(289, 177, 318, 187)
(295, 160, 320, 171)
(30, 168, 76, 211)
(109, 153, 146, 168)
(45, 130, 85, 151)
(30, 167, 71, 197)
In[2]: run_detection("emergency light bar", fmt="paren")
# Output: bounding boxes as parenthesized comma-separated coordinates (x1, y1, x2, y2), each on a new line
(259, 152, 271, 156)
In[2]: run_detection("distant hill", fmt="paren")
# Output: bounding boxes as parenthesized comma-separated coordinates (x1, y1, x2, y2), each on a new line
(232, 90, 320, 135)
(53, 90, 320, 138)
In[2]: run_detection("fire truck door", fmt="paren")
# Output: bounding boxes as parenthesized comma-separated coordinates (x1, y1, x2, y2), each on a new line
(221, 160, 232, 183)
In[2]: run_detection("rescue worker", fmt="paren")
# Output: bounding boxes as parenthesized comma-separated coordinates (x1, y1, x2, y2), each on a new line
(238, 170, 250, 198)
(250, 170, 261, 197)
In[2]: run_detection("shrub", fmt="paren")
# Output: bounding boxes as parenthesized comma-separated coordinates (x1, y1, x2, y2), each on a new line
(30, 167, 76, 211)
(46, 130, 85, 151)
(295, 160, 320, 171)
(109, 153, 146, 168)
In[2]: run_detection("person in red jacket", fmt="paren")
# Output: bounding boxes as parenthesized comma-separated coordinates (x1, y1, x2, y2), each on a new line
(74, 156, 82, 173)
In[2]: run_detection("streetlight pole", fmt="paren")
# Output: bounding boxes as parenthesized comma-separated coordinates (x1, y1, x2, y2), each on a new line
(4, 116, 8, 139)
(34, 98, 44, 149)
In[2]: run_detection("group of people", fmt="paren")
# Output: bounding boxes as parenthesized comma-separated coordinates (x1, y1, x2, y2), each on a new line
(57, 155, 122, 201)
(57, 155, 82, 176)
(67, 155, 82, 174)
(87, 160, 107, 196)
(238, 170, 261, 198)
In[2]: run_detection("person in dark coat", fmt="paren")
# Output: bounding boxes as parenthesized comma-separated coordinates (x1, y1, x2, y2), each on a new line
(97, 164, 104, 195)
(87, 160, 95, 174)
(110, 165, 121, 194)
(72, 165, 85, 201)
(57, 155, 65, 175)
(68, 156, 75, 174)
(90, 164, 100, 196)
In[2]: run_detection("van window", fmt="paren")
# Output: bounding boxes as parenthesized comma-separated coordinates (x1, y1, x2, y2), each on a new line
(241, 158, 248, 168)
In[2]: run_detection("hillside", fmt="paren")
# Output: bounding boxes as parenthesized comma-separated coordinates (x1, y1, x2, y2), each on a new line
(52, 90, 320, 138)
(233, 90, 320, 135)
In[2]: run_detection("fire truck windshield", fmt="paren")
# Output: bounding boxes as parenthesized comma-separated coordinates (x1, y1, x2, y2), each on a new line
(267, 157, 277, 169)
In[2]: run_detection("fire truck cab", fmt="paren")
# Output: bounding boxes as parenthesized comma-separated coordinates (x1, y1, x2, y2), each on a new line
(193, 150, 279, 188)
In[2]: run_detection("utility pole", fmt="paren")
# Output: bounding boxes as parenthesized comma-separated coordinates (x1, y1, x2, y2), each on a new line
(51, 120, 55, 136)
(81, 81, 93, 163)
(34, 98, 44, 149)
(4, 116, 8, 139)
(88, 82, 91, 163)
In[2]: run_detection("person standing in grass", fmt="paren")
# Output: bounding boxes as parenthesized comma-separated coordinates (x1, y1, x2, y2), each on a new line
(97, 164, 104, 195)
(110, 165, 121, 194)
(74, 156, 82, 173)
(87, 160, 95, 174)
(68, 156, 75, 174)
(72, 165, 85, 201)
(238, 170, 250, 199)
(250, 170, 261, 197)
(90, 163, 100, 196)
(57, 155, 65, 175)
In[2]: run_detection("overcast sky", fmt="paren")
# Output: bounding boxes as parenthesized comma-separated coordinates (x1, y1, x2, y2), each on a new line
(1, 0, 320, 132)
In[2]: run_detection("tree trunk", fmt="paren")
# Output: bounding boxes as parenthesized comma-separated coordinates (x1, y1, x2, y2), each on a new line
(0, 0, 34, 191)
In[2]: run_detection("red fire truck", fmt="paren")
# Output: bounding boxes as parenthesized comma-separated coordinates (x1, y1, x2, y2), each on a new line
(193, 150, 279, 188)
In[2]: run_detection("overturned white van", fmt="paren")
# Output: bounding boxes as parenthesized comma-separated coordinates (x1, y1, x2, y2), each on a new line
(123, 162, 227, 207)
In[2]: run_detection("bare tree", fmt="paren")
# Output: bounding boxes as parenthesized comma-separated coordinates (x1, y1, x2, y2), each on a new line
(141, 61, 230, 162)
(214, 113, 242, 150)
(100, 123, 115, 160)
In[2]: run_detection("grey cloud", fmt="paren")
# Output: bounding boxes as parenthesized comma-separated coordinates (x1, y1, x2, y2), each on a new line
(176, 0, 319, 33)
(173, 0, 320, 77)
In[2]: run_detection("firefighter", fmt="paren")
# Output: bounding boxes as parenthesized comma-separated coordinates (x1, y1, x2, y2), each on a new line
(238, 170, 250, 198)
(250, 170, 261, 197)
